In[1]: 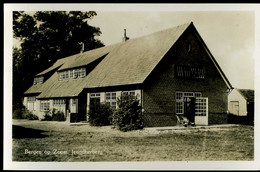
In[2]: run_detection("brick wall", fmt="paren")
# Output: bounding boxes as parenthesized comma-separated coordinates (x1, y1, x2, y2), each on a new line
(142, 28, 228, 127)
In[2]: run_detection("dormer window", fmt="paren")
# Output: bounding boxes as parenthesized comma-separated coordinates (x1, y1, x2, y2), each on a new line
(33, 76, 44, 84)
(59, 67, 86, 81)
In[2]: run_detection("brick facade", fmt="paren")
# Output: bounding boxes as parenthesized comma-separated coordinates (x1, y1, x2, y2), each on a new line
(142, 28, 228, 127)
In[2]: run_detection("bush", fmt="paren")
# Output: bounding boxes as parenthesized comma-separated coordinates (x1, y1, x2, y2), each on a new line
(13, 108, 25, 119)
(51, 109, 65, 121)
(12, 104, 26, 119)
(23, 109, 39, 120)
(111, 94, 143, 132)
(13, 105, 38, 120)
(41, 109, 65, 121)
(88, 101, 113, 126)
(42, 111, 52, 121)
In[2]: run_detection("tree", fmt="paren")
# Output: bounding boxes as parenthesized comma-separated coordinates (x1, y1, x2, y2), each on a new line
(13, 11, 104, 108)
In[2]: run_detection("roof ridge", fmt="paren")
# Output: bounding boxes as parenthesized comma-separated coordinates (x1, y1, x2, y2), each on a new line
(119, 22, 192, 44)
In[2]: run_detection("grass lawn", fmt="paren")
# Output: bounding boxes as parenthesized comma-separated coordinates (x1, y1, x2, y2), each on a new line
(12, 119, 254, 161)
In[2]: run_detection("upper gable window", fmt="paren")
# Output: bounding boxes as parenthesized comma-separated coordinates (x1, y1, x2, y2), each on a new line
(175, 65, 205, 79)
(33, 76, 44, 84)
(187, 42, 192, 53)
(59, 67, 86, 80)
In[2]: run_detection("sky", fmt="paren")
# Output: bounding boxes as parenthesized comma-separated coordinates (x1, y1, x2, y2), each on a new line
(12, 8, 255, 90)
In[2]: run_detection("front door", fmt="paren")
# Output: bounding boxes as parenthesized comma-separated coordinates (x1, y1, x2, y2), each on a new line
(183, 97, 195, 123)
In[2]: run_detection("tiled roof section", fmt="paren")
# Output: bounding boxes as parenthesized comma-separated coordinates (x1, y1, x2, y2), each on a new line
(36, 72, 88, 98)
(24, 83, 44, 94)
(85, 23, 190, 88)
(58, 44, 118, 71)
(237, 89, 254, 102)
(25, 22, 204, 98)
(35, 57, 67, 76)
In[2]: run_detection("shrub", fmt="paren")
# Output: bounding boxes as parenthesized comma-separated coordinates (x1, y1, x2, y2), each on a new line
(42, 111, 52, 121)
(51, 109, 65, 121)
(13, 108, 25, 119)
(88, 101, 113, 126)
(25, 113, 39, 120)
(23, 109, 39, 120)
(13, 105, 38, 120)
(41, 109, 65, 121)
(111, 94, 143, 132)
(12, 104, 26, 119)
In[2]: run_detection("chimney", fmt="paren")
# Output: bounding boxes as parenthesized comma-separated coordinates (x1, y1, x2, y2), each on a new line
(80, 42, 84, 53)
(122, 29, 130, 42)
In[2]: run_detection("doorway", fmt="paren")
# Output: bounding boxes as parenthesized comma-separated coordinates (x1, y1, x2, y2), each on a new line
(183, 97, 195, 123)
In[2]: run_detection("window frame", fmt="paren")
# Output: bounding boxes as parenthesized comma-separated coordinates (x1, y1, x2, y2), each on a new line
(105, 92, 117, 109)
(40, 100, 50, 112)
(175, 91, 202, 115)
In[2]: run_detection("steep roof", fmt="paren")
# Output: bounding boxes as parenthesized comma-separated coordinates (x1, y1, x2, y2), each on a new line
(25, 22, 232, 98)
(31, 44, 118, 98)
(84, 23, 190, 88)
(237, 89, 254, 102)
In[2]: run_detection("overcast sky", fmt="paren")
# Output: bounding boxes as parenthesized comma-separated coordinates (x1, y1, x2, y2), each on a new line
(12, 7, 255, 90)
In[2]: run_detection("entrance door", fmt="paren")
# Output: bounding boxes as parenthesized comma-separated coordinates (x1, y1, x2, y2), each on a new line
(195, 97, 208, 125)
(183, 97, 195, 123)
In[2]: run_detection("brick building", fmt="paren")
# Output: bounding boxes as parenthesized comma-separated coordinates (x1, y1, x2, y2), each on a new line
(23, 22, 233, 126)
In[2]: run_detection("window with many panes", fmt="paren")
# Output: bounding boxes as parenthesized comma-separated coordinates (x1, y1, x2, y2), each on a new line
(105, 92, 117, 109)
(27, 96, 36, 102)
(40, 100, 50, 111)
(176, 91, 202, 114)
(59, 67, 86, 80)
(122, 91, 135, 96)
(90, 93, 101, 105)
(175, 65, 205, 79)
(33, 76, 44, 84)
(53, 99, 65, 106)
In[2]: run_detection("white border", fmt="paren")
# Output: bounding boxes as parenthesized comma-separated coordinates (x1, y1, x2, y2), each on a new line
(4, 3, 260, 170)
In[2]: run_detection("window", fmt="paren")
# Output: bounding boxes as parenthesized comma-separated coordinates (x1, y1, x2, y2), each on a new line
(106, 92, 117, 109)
(79, 68, 86, 78)
(59, 67, 86, 80)
(176, 91, 202, 114)
(53, 99, 65, 106)
(90, 93, 101, 105)
(187, 42, 192, 53)
(176, 92, 184, 114)
(33, 76, 44, 84)
(72, 98, 78, 105)
(27, 97, 36, 111)
(122, 91, 135, 96)
(27, 96, 36, 102)
(40, 100, 50, 111)
(69, 69, 74, 78)
(175, 65, 205, 79)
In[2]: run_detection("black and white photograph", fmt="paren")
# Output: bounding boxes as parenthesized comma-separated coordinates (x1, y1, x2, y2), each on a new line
(3, 3, 260, 170)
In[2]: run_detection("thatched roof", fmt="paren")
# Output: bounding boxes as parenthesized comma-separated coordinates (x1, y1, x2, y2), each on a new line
(84, 23, 190, 88)
(237, 89, 254, 102)
(24, 22, 232, 98)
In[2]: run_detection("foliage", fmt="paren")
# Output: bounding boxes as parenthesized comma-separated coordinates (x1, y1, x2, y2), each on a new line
(111, 94, 143, 132)
(13, 11, 104, 108)
(42, 111, 52, 121)
(88, 101, 113, 126)
(12, 105, 38, 120)
(41, 108, 65, 121)
(13, 107, 25, 119)
(24, 112, 39, 120)
(51, 109, 66, 121)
